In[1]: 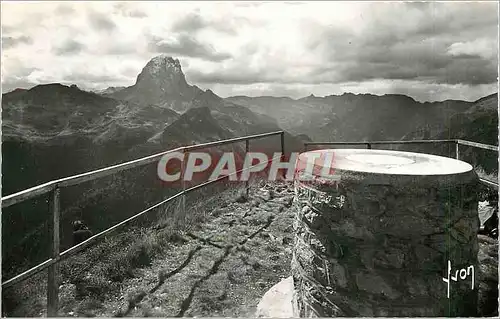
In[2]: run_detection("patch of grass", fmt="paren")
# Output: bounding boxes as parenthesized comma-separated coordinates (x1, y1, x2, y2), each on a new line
(235, 192, 249, 203)
(211, 208, 224, 217)
(2, 272, 46, 317)
(239, 253, 250, 264)
(126, 288, 147, 311)
(138, 304, 154, 317)
(74, 273, 113, 300)
(265, 240, 281, 253)
(249, 258, 262, 270)
(75, 298, 103, 317)
(475, 165, 498, 183)
(6, 183, 258, 317)
(105, 231, 166, 282)
(235, 244, 251, 253)
(268, 190, 275, 200)
(199, 293, 225, 313)
(475, 166, 498, 201)
(250, 199, 260, 207)
(227, 269, 244, 284)
(158, 228, 188, 245)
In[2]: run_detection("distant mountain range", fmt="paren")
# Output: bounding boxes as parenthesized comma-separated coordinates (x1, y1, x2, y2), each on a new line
(0, 55, 304, 277)
(227, 88, 498, 173)
(1, 54, 498, 279)
(227, 92, 497, 144)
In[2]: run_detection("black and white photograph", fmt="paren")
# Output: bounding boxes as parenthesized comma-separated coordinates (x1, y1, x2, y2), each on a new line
(1, 1, 498, 317)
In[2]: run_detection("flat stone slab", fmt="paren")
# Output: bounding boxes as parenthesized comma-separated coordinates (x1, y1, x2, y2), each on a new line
(297, 149, 473, 176)
(479, 200, 496, 226)
(255, 276, 294, 318)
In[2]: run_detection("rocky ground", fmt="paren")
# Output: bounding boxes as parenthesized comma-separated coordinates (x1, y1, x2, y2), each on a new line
(477, 233, 499, 317)
(477, 199, 499, 316)
(55, 181, 296, 317)
(4, 181, 497, 317)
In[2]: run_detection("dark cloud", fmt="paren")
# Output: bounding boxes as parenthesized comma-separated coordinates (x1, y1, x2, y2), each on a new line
(105, 43, 138, 55)
(411, 3, 498, 38)
(404, 2, 432, 9)
(87, 11, 116, 32)
(55, 4, 75, 15)
(1, 78, 38, 93)
(172, 13, 206, 33)
(2, 66, 44, 93)
(187, 64, 327, 85)
(187, 69, 266, 84)
(186, 62, 317, 85)
(188, 69, 336, 86)
(246, 85, 307, 98)
(313, 18, 498, 86)
(2, 36, 33, 49)
(148, 34, 232, 62)
(13, 66, 40, 77)
(112, 3, 147, 18)
(196, 3, 498, 87)
(1, 25, 15, 34)
(52, 39, 85, 56)
(63, 72, 121, 84)
(121, 66, 141, 77)
(127, 10, 148, 18)
(204, 83, 308, 99)
(172, 13, 239, 35)
(1, 2, 496, 102)
(186, 33, 498, 86)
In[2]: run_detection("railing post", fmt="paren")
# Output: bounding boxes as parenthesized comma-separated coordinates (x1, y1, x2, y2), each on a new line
(245, 139, 249, 197)
(280, 132, 285, 158)
(280, 132, 286, 179)
(181, 149, 186, 222)
(455, 140, 460, 160)
(366, 143, 372, 149)
(304, 144, 308, 152)
(47, 187, 61, 317)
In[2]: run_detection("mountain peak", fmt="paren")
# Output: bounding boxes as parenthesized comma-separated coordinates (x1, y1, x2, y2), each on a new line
(110, 55, 202, 113)
(149, 54, 182, 70)
(135, 55, 186, 89)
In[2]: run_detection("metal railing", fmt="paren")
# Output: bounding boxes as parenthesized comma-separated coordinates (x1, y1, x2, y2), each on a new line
(1, 132, 497, 316)
(1, 130, 285, 317)
(304, 138, 498, 189)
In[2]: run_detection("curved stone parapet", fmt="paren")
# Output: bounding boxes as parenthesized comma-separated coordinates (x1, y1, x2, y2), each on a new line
(292, 149, 480, 317)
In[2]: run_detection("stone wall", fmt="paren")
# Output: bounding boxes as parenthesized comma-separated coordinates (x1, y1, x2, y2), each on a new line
(291, 170, 480, 317)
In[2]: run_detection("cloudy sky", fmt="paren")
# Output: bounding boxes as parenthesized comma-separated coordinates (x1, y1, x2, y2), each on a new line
(1, 1, 498, 102)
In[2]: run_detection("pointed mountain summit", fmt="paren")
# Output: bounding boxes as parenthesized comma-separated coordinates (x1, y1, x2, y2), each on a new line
(109, 55, 202, 113)
(135, 55, 189, 94)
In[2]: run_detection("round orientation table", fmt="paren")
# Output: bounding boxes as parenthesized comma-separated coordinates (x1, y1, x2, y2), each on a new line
(292, 149, 480, 317)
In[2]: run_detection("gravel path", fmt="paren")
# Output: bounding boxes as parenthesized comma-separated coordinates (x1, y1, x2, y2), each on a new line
(89, 181, 296, 317)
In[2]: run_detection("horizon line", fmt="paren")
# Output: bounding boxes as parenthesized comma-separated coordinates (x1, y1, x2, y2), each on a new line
(2, 82, 498, 104)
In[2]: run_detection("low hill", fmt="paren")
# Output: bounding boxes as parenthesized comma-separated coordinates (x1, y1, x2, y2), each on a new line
(402, 93, 498, 174)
